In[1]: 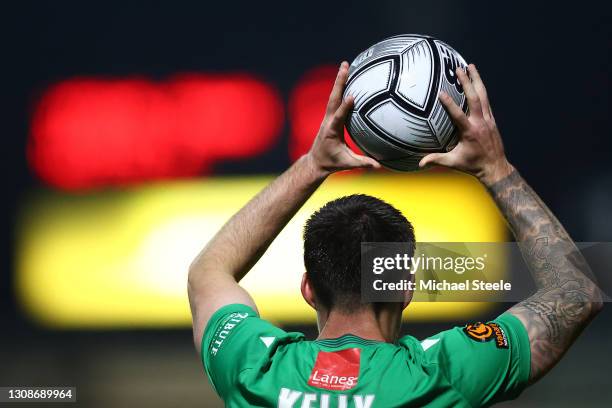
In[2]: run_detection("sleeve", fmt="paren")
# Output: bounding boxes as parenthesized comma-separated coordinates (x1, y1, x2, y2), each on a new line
(201, 303, 289, 399)
(422, 313, 531, 407)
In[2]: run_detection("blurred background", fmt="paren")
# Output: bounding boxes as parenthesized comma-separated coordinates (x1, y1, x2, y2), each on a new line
(3, 1, 611, 406)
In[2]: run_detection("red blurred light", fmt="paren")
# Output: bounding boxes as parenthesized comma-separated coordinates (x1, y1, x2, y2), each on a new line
(29, 75, 284, 190)
(288, 65, 363, 162)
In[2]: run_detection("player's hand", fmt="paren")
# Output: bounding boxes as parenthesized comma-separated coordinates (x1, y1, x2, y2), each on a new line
(418, 64, 513, 185)
(307, 61, 381, 176)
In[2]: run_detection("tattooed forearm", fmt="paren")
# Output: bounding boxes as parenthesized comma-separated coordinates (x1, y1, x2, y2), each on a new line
(486, 169, 603, 382)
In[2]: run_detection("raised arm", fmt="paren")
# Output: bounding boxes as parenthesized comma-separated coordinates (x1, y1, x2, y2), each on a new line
(420, 64, 603, 383)
(187, 62, 379, 353)
(487, 166, 602, 381)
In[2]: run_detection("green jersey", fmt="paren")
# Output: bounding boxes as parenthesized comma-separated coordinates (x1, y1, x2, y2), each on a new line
(202, 304, 531, 407)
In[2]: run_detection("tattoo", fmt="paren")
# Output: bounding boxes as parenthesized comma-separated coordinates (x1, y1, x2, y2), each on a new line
(487, 170, 602, 382)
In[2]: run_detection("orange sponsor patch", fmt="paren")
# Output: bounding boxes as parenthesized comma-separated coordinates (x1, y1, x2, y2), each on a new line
(463, 322, 508, 348)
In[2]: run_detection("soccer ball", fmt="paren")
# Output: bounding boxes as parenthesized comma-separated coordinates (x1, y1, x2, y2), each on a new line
(344, 34, 468, 171)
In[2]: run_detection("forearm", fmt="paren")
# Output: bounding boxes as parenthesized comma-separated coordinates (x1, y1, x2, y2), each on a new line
(485, 168, 602, 379)
(189, 154, 327, 283)
(486, 169, 589, 288)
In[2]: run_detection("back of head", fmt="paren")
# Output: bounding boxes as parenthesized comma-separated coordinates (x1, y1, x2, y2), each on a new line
(303, 194, 415, 313)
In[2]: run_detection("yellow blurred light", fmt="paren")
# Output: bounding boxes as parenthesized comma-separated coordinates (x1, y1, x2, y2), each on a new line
(16, 171, 507, 328)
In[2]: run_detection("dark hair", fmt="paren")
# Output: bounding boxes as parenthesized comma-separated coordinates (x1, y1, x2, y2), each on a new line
(303, 194, 415, 312)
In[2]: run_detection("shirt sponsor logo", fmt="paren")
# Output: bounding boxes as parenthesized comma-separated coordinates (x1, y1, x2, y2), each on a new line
(307, 348, 360, 391)
(463, 321, 508, 349)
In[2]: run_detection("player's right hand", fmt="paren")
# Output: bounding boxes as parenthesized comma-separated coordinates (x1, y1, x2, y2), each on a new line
(307, 61, 381, 176)
(419, 64, 513, 185)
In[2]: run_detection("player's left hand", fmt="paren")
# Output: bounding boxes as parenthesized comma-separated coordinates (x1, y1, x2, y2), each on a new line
(307, 61, 381, 175)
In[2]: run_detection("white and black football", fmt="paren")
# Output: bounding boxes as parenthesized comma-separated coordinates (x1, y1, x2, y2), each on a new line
(344, 34, 468, 171)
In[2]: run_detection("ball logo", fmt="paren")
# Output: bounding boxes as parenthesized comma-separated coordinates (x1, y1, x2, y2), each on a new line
(307, 348, 361, 391)
(355, 48, 375, 67)
(441, 47, 465, 94)
(463, 322, 509, 349)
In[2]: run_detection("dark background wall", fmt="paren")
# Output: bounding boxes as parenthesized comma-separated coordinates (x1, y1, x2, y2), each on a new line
(2, 1, 611, 406)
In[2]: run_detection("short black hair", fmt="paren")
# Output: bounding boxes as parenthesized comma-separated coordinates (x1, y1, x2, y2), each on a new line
(303, 194, 415, 312)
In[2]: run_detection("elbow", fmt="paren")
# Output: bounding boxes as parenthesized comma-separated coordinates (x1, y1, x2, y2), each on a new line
(590, 290, 604, 316)
(585, 284, 604, 318)
(188, 251, 209, 282)
(187, 257, 225, 293)
(587, 299, 603, 324)
(592, 302, 604, 316)
(187, 259, 204, 294)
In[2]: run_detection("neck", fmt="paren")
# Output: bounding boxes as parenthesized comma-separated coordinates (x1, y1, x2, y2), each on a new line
(316, 307, 397, 343)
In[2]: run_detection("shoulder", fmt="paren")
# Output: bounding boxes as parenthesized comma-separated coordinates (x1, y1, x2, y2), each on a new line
(415, 314, 529, 359)
(202, 303, 305, 397)
(402, 314, 531, 406)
